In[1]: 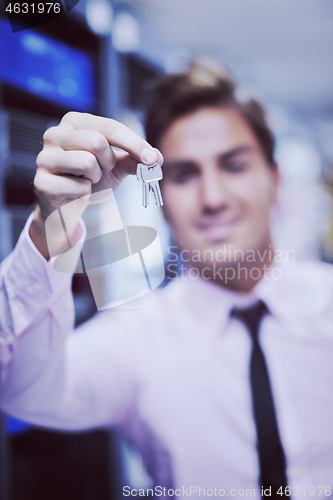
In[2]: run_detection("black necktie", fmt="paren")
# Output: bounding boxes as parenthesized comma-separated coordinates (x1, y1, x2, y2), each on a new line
(231, 301, 288, 498)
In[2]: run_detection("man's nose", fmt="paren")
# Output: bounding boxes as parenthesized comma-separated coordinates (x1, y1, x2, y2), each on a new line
(199, 167, 230, 211)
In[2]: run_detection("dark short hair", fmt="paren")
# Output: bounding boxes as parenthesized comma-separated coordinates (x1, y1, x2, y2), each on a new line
(145, 58, 275, 166)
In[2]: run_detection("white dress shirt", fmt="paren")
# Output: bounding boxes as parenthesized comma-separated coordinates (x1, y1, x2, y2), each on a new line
(1, 218, 333, 499)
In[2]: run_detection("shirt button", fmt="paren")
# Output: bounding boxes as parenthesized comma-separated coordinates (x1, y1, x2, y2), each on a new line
(31, 283, 42, 294)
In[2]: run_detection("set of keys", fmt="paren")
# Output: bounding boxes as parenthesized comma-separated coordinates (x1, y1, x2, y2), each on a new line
(136, 154, 163, 208)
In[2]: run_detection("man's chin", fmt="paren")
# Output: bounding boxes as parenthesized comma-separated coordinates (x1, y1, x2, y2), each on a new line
(191, 241, 244, 263)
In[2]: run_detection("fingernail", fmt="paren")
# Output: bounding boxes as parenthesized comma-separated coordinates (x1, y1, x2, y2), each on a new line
(141, 148, 157, 164)
(154, 148, 163, 164)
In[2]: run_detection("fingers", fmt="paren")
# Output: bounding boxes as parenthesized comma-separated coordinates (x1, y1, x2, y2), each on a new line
(89, 152, 139, 194)
(35, 112, 162, 221)
(43, 127, 117, 174)
(107, 149, 163, 183)
(37, 147, 104, 184)
(111, 150, 139, 181)
(61, 112, 159, 165)
(34, 167, 92, 202)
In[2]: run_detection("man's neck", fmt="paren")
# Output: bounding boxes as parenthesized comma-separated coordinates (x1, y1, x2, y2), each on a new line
(193, 242, 275, 292)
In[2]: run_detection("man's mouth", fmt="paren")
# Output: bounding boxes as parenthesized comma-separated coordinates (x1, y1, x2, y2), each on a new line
(196, 216, 242, 241)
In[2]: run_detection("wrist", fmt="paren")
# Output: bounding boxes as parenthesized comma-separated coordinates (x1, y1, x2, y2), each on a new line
(29, 206, 84, 260)
(29, 206, 50, 260)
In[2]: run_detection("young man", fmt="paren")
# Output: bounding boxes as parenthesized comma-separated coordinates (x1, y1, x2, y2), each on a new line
(1, 61, 333, 499)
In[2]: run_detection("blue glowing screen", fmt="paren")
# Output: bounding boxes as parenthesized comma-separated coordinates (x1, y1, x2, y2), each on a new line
(0, 20, 95, 111)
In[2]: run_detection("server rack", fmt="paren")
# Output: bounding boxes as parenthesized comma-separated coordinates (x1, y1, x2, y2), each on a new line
(0, 10, 123, 500)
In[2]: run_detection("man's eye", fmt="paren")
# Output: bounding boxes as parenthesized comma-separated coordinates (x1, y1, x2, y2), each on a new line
(168, 168, 199, 184)
(175, 171, 198, 183)
(223, 161, 247, 172)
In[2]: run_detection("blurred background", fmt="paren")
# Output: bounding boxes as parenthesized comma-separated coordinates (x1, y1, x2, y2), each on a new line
(1, 0, 333, 498)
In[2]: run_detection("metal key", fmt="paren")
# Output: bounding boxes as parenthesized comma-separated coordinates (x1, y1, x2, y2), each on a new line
(137, 160, 163, 208)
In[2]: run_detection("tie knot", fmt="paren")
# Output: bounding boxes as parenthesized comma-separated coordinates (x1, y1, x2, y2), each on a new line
(231, 300, 268, 340)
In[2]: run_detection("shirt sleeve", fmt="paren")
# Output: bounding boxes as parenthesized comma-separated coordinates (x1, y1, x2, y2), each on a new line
(0, 214, 145, 431)
(0, 213, 75, 368)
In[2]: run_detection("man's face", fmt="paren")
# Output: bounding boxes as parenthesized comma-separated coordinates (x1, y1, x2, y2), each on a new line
(159, 107, 279, 273)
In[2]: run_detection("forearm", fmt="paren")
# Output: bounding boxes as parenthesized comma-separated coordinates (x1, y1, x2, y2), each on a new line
(0, 213, 138, 430)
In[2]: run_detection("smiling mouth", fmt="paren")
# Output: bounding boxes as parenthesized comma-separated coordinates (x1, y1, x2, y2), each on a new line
(196, 216, 241, 241)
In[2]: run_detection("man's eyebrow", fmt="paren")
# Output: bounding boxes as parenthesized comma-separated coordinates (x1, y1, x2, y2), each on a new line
(218, 145, 254, 162)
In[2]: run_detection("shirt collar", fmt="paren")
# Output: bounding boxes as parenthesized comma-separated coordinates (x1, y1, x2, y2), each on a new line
(176, 260, 304, 335)
(171, 259, 331, 340)
(178, 274, 259, 339)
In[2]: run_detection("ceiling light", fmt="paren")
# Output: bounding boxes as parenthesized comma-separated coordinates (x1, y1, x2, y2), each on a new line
(86, 0, 114, 36)
(112, 12, 140, 53)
